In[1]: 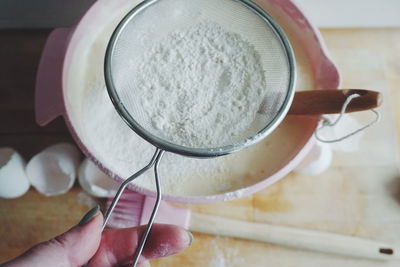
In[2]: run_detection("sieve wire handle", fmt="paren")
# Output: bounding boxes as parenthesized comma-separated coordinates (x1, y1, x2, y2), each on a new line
(82, 148, 164, 267)
(132, 149, 164, 267)
(102, 148, 163, 229)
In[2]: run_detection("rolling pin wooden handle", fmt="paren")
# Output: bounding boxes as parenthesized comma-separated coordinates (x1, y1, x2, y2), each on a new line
(190, 213, 399, 261)
(288, 89, 382, 115)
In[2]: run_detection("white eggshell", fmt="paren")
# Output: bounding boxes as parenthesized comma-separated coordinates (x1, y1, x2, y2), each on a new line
(0, 148, 30, 198)
(78, 158, 119, 198)
(26, 143, 80, 196)
(294, 141, 332, 175)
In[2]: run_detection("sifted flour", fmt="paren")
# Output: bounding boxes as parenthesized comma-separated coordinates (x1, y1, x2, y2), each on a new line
(127, 21, 266, 148)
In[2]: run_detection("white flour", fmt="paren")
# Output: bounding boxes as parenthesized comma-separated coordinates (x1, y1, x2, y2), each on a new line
(82, 76, 229, 195)
(127, 21, 266, 148)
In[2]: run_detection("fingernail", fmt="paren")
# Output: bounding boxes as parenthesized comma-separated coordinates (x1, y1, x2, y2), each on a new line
(187, 231, 194, 246)
(78, 205, 100, 226)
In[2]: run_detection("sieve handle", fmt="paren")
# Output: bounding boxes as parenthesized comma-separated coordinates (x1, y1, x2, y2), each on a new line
(35, 28, 73, 126)
(288, 89, 382, 115)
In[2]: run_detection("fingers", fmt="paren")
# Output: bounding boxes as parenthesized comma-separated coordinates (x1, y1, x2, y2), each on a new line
(3, 206, 103, 267)
(3, 207, 192, 267)
(88, 224, 193, 267)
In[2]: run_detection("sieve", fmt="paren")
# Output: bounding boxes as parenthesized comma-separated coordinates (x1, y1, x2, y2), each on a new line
(103, 0, 382, 266)
(102, 0, 295, 265)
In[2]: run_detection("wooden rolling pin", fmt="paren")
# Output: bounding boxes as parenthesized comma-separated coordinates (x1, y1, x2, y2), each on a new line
(190, 212, 399, 261)
(288, 89, 382, 115)
(111, 193, 399, 261)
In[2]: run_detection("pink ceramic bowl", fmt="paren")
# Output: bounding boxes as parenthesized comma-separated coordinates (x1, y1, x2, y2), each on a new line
(35, 0, 340, 204)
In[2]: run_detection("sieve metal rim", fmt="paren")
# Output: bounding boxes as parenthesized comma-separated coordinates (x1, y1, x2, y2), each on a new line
(104, 0, 297, 158)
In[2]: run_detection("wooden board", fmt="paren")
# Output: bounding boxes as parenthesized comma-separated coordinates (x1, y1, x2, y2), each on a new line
(1, 28, 400, 266)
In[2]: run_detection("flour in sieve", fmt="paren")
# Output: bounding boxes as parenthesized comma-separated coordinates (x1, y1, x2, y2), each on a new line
(127, 21, 266, 148)
(82, 77, 229, 195)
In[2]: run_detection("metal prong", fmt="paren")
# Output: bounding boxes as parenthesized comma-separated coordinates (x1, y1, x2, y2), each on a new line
(102, 148, 162, 230)
(131, 149, 164, 267)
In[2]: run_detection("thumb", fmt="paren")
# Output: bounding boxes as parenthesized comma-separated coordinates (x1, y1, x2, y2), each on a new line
(4, 205, 103, 267)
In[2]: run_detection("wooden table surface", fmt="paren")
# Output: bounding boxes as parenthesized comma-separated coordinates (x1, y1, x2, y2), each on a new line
(1, 28, 400, 266)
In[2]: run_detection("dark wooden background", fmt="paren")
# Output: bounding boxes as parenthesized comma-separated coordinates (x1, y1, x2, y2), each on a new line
(0, 30, 73, 159)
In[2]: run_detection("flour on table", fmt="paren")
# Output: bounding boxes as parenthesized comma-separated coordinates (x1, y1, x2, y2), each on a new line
(124, 21, 266, 148)
(77, 191, 98, 208)
(207, 237, 245, 267)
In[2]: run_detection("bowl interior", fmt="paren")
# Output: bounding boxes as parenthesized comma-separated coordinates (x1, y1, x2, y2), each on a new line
(63, 0, 323, 203)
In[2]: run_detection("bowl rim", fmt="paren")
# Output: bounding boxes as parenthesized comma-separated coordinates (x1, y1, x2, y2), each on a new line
(60, 0, 340, 204)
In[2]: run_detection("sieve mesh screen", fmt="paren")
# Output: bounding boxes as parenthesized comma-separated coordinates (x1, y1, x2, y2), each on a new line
(105, 0, 295, 156)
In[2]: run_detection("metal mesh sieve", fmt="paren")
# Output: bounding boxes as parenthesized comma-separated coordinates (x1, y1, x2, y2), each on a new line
(105, 0, 296, 157)
(102, 0, 296, 266)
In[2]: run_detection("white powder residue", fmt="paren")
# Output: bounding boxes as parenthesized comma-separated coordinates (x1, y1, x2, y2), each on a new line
(76, 191, 98, 208)
(207, 237, 245, 267)
(128, 21, 266, 148)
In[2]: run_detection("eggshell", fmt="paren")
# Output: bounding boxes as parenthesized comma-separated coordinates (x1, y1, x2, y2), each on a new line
(26, 143, 80, 196)
(0, 148, 30, 198)
(78, 158, 119, 198)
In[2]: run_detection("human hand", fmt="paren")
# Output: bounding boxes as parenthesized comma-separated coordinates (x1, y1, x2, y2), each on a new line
(2, 205, 193, 267)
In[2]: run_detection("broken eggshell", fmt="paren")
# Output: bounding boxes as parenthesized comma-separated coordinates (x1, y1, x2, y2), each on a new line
(26, 143, 80, 196)
(0, 148, 30, 198)
(78, 158, 119, 198)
